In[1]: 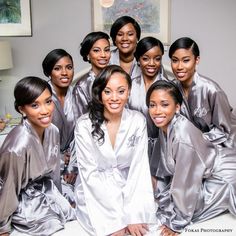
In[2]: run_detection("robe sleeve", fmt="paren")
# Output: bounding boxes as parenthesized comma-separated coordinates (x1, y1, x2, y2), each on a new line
(73, 85, 89, 119)
(156, 142, 206, 232)
(0, 151, 25, 234)
(122, 117, 156, 224)
(74, 120, 127, 235)
(204, 90, 234, 146)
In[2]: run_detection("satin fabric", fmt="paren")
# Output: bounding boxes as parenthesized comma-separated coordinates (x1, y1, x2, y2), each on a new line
(49, 81, 78, 205)
(0, 119, 76, 235)
(110, 48, 141, 80)
(73, 70, 95, 120)
(128, 69, 169, 139)
(49, 81, 76, 153)
(152, 114, 236, 232)
(178, 72, 236, 148)
(74, 109, 157, 236)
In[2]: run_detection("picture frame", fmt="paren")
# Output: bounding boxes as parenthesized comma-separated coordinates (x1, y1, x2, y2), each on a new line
(0, 0, 32, 36)
(92, 0, 170, 45)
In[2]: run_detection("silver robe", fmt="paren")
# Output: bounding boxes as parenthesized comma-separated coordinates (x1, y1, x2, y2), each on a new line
(73, 70, 95, 120)
(110, 48, 141, 80)
(178, 72, 236, 148)
(154, 114, 236, 232)
(74, 109, 156, 236)
(0, 119, 76, 235)
(49, 81, 76, 153)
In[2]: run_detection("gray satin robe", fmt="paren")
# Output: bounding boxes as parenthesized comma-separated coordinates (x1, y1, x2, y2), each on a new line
(153, 114, 236, 232)
(110, 48, 141, 80)
(178, 72, 236, 148)
(73, 70, 95, 120)
(49, 81, 76, 153)
(74, 109, 156, 236)
(0, 119, 75, 235)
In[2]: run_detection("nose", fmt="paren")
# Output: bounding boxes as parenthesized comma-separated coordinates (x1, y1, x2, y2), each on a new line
(176, 61, 183, 70)
(61, 67, 67, 75)
(100, 50, 106, 57)
(111, 92, 118, 101)
(148, 58, 155, 65)
(40, 104, 49, 115)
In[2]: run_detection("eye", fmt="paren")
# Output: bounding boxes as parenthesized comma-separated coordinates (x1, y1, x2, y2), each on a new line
(141, 56, 149, 62)
(154, 56, 161, 62)
(66, 65, 73, 70)
(118, 89, 125, 95)
(171, 58, 178, 63)
(105, 48, 110, 53)
(46, 99, 53, 105)
(92, 48, 100, 53)
(31, 103, 39, 109)
(149, 102, 156, 108)
(183, 59, 190, 63)
(162, 103, 169, 107)
(117, 32, 123, 37)
(53, 66, 60, 71)
(128, 32, 134, 36)
(104, 89, 111, 95)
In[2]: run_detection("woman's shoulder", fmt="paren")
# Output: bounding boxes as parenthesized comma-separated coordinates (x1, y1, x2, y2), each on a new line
(195, 73, 223, 92)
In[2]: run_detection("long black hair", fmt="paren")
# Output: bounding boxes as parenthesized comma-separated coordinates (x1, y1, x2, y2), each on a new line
(88, 65, 131, 144)
(14, 76, 52, 114)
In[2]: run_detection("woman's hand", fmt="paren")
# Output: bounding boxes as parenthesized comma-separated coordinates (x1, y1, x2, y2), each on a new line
(160, 225, 179, 236)
(127, 223, 148, 236)
(63, 173, 77, 184)
(110, 227, 126, 236)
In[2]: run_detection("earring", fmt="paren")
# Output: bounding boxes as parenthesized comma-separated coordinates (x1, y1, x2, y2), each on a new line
(22, 112, 27, 118)
(87, 56, 90, 61)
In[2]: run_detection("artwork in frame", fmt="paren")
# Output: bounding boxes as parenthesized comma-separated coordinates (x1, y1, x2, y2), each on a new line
(92, 0, 170, 45)
(0, 0, 32, 36)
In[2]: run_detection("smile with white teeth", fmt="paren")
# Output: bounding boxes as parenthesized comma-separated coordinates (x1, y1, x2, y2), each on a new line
(109, 103, 120, 109)
(39, 116, 51, 124)
(146, 68, 156, 73)
(121, 43, 129, 48)
(176, 72, 185, 78)
(153, 116, 165, 124)
(60, 77, 70, 82)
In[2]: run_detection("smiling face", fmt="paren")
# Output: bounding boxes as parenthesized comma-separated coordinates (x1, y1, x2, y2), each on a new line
(102, 72, 130, 119)
(171, 48, 199, 86)
(89, 38, 111, 74)
(50, 56, 74, 89)
(139, 46, 163, 80)
(115, 23, 138, 55)
(20, 88, 54, 137)
(148, 89, 180, 133)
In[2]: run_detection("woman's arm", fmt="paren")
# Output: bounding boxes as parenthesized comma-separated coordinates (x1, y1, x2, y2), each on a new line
(0, 152, 24, 234)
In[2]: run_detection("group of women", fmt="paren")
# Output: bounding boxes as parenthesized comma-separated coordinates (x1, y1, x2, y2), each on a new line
(0, 15, 236, 236)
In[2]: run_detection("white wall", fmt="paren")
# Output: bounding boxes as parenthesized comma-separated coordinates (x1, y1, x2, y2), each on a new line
(0, 0, 235, 117)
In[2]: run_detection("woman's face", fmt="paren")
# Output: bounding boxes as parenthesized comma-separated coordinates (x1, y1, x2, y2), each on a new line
(139, 46, 163, 79)
(20, 88, 54, 136)
(115, 23, 138, 55)
(171, 48, 199, 85)
(89, 38, 111, 73)
(102, 72, 130, 118)
(149, 89, 180, 133)
(50, 56, 74, 89)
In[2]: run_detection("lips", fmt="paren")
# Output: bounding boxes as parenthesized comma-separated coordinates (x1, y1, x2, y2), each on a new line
(98, 59, 108, 65)
(152, 116, 165, 125)
(60, 77, 70, 83)
(39, 116, 51, 125)
(121, 43, 130, 48)
(109, 103, 120, 109)
(176, 72, 186, 78)
(146, 68, 157, 73)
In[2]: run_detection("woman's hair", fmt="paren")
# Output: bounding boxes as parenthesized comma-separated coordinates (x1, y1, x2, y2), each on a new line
(110, 15, 141, 46)
(89, 65, 131, 144)
(80, 31, 110, 62)
(146, 80, 183, 107)
(168, 37, 200, 59)
(134, 36, 164, 61)
(14, 76, 52, 113)
(42, 49, 73, 77)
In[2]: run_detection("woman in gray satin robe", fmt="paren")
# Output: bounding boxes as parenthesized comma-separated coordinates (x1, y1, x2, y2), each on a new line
(109, 16, 141, 80)
(147, 80, 236, 236)
(0, 77, 75, 236)
(73, 31, 111, 119)
(42, 49, 77, 206)
(169, 37, 236, 148)
(74, 65, 157, 236)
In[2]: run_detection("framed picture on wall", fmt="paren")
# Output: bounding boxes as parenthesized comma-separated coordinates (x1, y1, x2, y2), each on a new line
(0, 0, 32, 36)
(92, 0, 170, 45)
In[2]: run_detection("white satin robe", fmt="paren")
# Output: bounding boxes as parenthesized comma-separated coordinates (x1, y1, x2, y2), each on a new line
(74, 109, 157, 236)
(153, 114, 236, 232)
(178, 72, 236, 148)
(0, 119, 75, 235)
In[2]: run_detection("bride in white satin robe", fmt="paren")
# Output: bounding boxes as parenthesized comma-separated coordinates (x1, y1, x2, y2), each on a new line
(74, 65, 157, 236)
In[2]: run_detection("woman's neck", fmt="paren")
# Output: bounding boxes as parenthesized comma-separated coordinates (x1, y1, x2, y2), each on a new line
(52, 84, 68, 107)
(143, 74, 157, 91)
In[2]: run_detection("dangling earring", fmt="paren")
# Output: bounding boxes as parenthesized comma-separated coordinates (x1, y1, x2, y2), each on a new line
(87, 56, 90, 61)
(22, 112, 27, 118)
